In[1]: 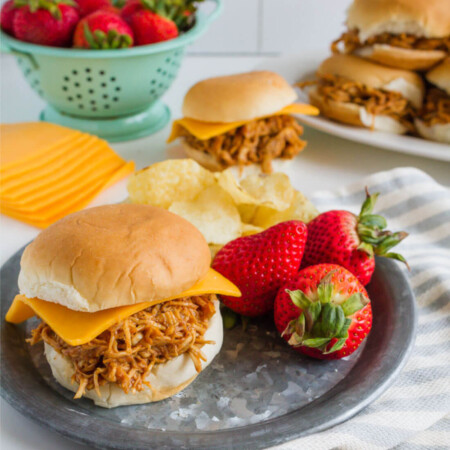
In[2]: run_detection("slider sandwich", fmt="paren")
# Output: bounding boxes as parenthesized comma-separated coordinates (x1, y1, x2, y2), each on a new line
(168, 71, 318, 174)
(332, 0, 450, 71)
(5, 204, 240, 408)
(415, 58, 450, 143)
(301, 54, 424, 134)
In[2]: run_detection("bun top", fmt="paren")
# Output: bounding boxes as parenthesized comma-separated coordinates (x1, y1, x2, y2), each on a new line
(427, 58, 450, 94)
(347, 0, 450, 40)
(317, 54, 424, 106)
(182, 71, 297, 123)
(19, 204, 211, 312)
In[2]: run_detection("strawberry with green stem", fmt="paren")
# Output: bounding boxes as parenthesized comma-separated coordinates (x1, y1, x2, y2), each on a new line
(302, 188, 408, 285)
(274, 264, 372, 360)
(12, 0, 79, 47)
(73, 9, 133, 48)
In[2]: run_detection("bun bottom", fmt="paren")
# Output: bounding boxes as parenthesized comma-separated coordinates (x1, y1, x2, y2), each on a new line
(415, 119, 450, 144)
(309, 88, 408, 134)
(355, 45, 446, 71)
(182, 141, 295, 177)
(45, 301, 223, 408)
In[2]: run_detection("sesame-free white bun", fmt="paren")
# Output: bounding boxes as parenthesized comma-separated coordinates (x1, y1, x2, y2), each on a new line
(182, 71, 297, 123)
(415, 120, 450, 144)
(346, 0, 450, 70)
(347, 0, 450, 40)
(426, 58, 450, 94)
(44, 300, 223, 408)
(308, 87, 408, 134)
(18, 204, 211, 312)
(317, 55, 424, 107)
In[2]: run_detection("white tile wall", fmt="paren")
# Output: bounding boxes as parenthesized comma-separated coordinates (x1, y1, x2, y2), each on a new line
(190, 0, 352, 55)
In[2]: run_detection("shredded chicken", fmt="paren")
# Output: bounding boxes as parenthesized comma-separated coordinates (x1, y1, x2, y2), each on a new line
(182, 115, 306, 174)
(28, 294, 216, 398)
(298, 74, 416, 132)
(419, 87, 450, 126)
(332, 30, 450, 54)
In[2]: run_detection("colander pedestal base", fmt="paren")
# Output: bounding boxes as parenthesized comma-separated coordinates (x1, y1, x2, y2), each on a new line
(40, 101, 171, 142)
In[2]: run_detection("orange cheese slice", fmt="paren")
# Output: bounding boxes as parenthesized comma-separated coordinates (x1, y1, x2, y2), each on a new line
(1, 141, 118, 202)
(0, 123, 83, 169)
(0, 135, 103, 193)
(1, 161, 135, 224)
(167, 103, 319, 143)
(2, 153, 123, 208)
(0, 133, 91, 181)
(5, 268, 241, 346)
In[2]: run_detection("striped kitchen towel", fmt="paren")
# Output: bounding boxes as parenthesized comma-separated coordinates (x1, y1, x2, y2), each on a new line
(276, 167, 450, 450)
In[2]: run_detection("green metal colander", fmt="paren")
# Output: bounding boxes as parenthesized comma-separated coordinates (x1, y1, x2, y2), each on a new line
(0, 0, 222, 142)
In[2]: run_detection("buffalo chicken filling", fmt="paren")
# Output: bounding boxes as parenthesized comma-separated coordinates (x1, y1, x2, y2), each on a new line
(299, 74, 416, 132)
(420, 87, 450, 126)
(29, 294, 216, 398)
(332, 30, 450, 54)
(181, 115, 306, 174)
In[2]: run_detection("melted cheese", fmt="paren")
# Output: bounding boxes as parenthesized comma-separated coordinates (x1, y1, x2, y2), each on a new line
(5, 268, 241, 346)
(167, 103, 319, 142)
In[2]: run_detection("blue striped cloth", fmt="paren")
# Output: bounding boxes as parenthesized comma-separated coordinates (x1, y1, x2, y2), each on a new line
(275, 167, 450, 450)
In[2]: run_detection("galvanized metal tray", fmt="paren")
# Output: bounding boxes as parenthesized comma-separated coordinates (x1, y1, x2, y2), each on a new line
(1, 249, 417, 449)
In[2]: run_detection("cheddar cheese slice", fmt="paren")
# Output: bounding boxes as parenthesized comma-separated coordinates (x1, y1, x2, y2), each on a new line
(5, 268, 241, 346)
(1, 161, 135, 223)
(0, 135, 102, 192)
(1, 141, 117, 200)
(167, 103, 319, 142)
(0, 123, 83, 169)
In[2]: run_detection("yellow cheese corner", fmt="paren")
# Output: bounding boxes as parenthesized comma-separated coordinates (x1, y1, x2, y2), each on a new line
(167, 103, 319, 143)
(5, 268, 240, 346)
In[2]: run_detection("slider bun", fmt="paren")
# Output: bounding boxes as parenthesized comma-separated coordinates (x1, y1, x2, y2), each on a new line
(19, 204, 211, 312)
(415, 120, 450, 144)
(347, 0, 450, 41)
(45, 301, 223, 408)
(182, 141, 295, 176)
(355, 45, 447, 71)
(426, 58, 450, 94)
(182, 71, 297, 123)
(309, 87, 408, 134)
(317, 55, 424, 107)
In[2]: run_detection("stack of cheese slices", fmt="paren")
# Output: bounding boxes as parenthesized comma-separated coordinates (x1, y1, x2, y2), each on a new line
(0, 122, 135, 228)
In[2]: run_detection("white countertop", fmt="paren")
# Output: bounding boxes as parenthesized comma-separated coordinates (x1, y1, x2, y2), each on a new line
(1, 52, 449, 450)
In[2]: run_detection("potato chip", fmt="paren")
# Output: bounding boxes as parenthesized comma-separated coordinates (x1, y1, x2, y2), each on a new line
(240, 173, 294, 211)
(128, 159, 215, 209)
(240, 223, 264, 236)
(252, 191, 319, 228)
(215, 169, 256, 205)
(209, 244, 223, 259)
(169, 185, 241, 245)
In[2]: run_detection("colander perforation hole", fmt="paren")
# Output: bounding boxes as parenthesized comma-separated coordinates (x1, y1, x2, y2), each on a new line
(60, 69, 121, 113)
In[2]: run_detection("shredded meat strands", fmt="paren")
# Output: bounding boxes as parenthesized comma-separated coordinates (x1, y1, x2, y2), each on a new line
(28, 294, 216, 399)
(298, 74, 416, 132)
(420, 87, 450, 126)
(331, 30, 450, 54)
(181, 115, 306, 174)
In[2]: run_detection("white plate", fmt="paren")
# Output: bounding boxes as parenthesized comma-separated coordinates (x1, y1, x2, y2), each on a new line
(263, 55, 450, 162)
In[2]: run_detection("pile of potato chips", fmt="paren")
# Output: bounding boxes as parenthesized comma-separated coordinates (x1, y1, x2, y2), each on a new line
(128, 159, 318, 256)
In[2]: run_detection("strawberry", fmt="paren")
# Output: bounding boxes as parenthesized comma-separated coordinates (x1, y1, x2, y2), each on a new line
(12, 0, 79, 47)
(274, 264, 372, 360)
(120, 0, 141, 23)
(212, 221, 307, 317)
(302, 189, 408, 285)
(129, 9, 177, 45)
(74, 0, 111, 17)
(73, 10, 133, 48)
(1, 0, 19, 35)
